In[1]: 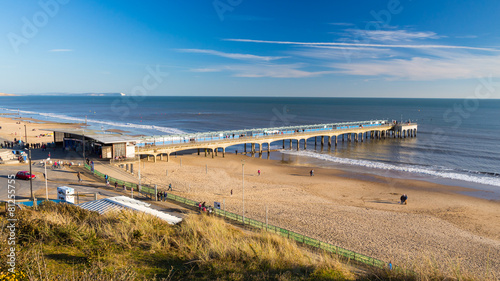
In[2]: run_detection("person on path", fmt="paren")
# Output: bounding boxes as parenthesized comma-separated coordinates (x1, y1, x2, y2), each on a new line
(230, 189, 233, 196)
(114, 182, 118, 189)
(168, 183, 172, 191)
(163, 190, 167, 201)
(258, 169, 261, 176)
(310, 169, 314, 176)
(77, 172, 81, 182)
(123, 184, 126, 191)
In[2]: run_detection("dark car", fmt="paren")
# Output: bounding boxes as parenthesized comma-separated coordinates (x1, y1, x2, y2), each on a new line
(15, 171, 36, 180)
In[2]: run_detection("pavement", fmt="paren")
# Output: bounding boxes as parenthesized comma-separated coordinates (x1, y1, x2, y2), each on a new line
(0, 146, 192, 219)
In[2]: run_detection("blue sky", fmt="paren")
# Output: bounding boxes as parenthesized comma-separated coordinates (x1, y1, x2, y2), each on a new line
(1, 0, 500, 98)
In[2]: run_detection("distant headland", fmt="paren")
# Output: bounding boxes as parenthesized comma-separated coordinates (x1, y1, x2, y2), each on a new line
(0, 93, 17, 96)
(0, 92, 126, 96)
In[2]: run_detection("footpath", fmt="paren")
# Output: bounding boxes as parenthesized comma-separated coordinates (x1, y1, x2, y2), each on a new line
(70, 162, 192, 219)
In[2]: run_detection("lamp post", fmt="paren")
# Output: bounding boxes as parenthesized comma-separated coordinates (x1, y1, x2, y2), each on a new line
(44, 158, 48, 200)
(24, 125, 33, 200)
(28, 149, 33, 200)
(242, 161, 245, 224)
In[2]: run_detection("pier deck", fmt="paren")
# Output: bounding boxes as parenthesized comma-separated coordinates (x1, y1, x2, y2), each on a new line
(135, 120, 417, 161)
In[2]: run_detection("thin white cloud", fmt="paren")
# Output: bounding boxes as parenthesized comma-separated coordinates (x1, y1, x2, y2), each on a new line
(49, 49, 73, 52)
(346, 29, 441, 42)
(225, 39, 496, 51)
(178, 48, 286, 61)
(190, 68, 221, 73)
(332, 54, 500, 80)
(189, 63, 332, 78)
(228, 64, 333, 78)
(329, 22, 355, 26)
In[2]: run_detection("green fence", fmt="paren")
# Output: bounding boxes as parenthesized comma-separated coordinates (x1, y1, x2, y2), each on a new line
(84, 163, 387, 269)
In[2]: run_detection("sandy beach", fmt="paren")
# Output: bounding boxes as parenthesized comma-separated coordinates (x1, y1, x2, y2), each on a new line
(0, 116, 82, 145)
(138, 153, 500, 277)
(1, 114, 499, 277)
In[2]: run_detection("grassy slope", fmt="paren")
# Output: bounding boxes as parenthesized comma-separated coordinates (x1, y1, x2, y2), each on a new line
(0, 202, 486, 280)
(1, 202, 355, 280)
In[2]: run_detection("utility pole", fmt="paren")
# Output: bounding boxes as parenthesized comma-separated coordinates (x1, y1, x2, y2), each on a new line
(242, 161, 245, 224)
(24, 124, 28, 147)
(28, 149, 33, 200)
(82, 129, 85, 160)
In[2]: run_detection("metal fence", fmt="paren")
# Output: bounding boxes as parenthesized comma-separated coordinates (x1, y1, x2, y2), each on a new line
(84, 163, 387, 269)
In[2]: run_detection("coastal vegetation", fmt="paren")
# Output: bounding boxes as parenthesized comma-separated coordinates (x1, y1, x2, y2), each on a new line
(0, 202, 486, 280)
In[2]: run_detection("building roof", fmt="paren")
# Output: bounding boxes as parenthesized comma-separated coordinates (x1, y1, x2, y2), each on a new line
(78, 196, 183, 224)
(47, 128, 139, 144)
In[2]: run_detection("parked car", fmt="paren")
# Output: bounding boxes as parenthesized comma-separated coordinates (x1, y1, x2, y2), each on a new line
(15, 171, 36, 180)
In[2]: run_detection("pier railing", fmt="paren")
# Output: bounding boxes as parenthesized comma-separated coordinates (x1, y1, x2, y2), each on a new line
(136, 119, 390, 149)
(83, 163, 388, 269)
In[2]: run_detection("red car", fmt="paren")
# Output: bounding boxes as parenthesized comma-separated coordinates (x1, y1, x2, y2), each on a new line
(15, 171, 36, 180)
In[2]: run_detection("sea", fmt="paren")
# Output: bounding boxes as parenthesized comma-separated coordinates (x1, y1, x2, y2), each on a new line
(1, 96, 499, 200)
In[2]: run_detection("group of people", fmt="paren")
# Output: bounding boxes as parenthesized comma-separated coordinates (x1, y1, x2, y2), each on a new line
(157, 190, 168, 201)
(198, 201, 214, 214)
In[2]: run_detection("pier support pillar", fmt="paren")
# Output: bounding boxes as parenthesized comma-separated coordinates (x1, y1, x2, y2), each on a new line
(304, 139, 307, 150)
(267, 143, 270, 154)
(328, 136, 332, 148)
(198, 149, 200, 155)
(166, 154, 169, 162)
(205, 148, 207, 157)
(283, 140, 285, 149)
(160, 154, 163, 161)
(290, 139, 292, 149)
(297, 140, 300, 151)
(259, 143, 262, 154)
(315, 137, 317, 147)
(215, 148, 218, 157)
(223, 148, 225, 158)
(251, 143, 255, 153)
(212, 149, 214, 158)
(245, 143, 247, 153)
(154, 154, 157, 163)
(321, 136, 324, 147)
(342, 134, 345, 142)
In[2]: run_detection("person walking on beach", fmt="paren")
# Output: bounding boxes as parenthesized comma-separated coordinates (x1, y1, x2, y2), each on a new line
(168, 183, 172, 191)
(310, 169, 314, 176)
(258, 169, 261, 176)
(230, 189, 233, 196)
(77, 172, 81, 182)
(163, 190, 167, 201)
(114, 181, 118, 189)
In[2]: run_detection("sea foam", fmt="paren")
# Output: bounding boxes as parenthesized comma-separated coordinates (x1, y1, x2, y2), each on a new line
(281, 150, 500, 187)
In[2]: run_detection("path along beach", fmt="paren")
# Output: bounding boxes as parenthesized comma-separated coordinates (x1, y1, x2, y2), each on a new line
(1, 115, 499, 278)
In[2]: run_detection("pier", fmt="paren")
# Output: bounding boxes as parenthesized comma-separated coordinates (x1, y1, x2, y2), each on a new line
(136, 120, 417, 162)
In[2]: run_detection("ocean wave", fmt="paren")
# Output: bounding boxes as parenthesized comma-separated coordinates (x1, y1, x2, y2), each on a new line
(281, 150, 500, 187)
(1, 108, 186, 135)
